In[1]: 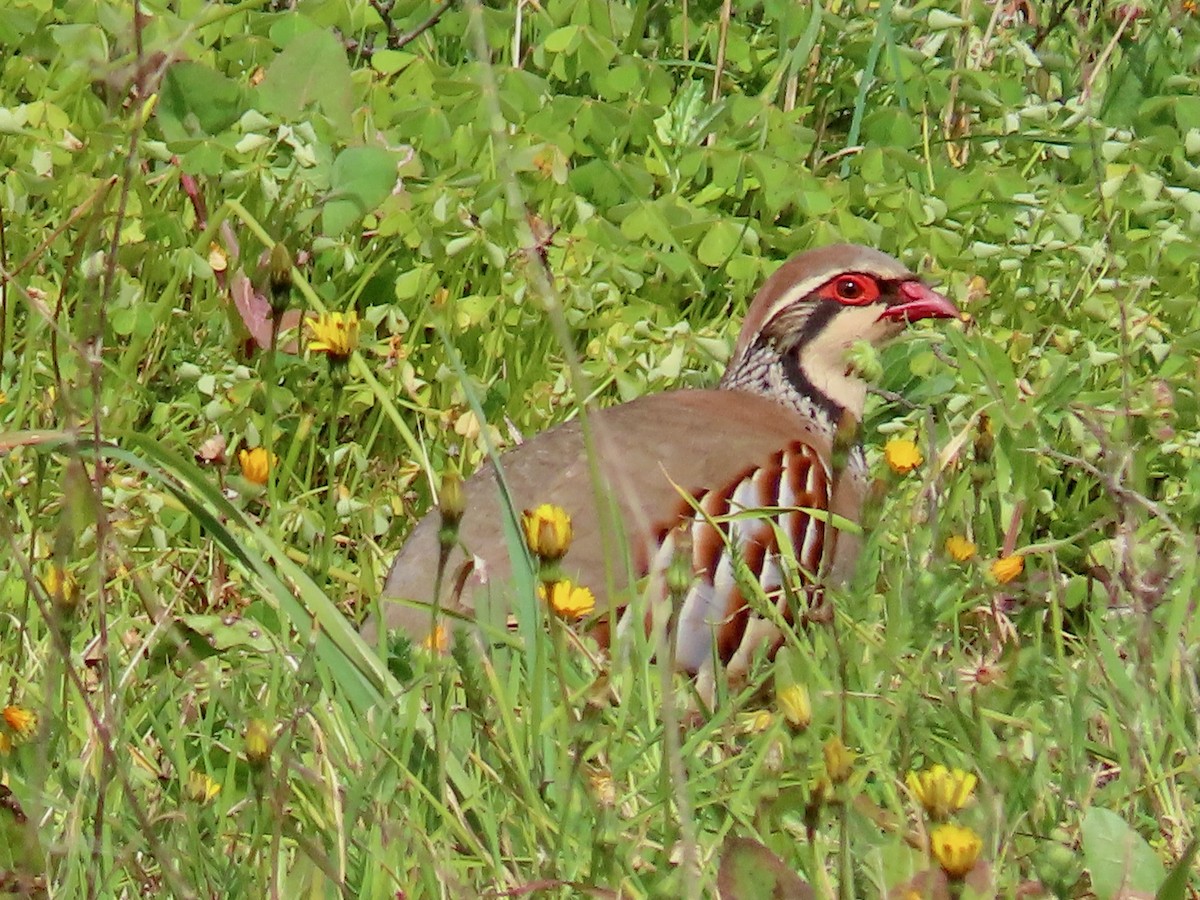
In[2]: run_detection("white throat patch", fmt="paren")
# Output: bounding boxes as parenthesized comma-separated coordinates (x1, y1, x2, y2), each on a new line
(797, 305, 897, 415)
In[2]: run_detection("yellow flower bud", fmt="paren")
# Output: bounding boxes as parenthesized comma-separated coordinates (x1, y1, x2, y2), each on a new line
(238, 447, 276, 486)
(268, 241, 293, 311)
(740, 710, 775, 734)
(776, 683, 812, 731)
(664, 525, 694, 600)
(822, 736, 854, 785)
(245, 719, 271, 767)
(522, 504, 573, 562)
(438, 470, 465, 529)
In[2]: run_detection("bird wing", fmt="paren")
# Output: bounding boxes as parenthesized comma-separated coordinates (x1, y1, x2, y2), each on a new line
(368, 389, 865, 656)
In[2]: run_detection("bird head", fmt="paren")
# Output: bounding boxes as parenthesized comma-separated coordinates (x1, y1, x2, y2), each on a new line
(722, 244, 960, 424)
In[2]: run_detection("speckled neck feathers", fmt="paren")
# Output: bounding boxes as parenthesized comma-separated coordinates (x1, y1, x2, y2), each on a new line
(718, 306, 864, 438)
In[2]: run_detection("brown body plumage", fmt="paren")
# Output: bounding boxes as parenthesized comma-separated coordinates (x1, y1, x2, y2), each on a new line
(368, 244, 958, 677)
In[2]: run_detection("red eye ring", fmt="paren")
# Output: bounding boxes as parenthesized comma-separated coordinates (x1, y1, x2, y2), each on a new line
(821, 273, 880, 306)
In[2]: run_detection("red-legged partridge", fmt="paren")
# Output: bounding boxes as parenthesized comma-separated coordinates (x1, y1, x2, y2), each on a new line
(370, 244, 959, 677)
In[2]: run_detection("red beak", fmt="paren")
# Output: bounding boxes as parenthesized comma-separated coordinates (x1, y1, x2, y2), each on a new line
(878, 280, 960, 323)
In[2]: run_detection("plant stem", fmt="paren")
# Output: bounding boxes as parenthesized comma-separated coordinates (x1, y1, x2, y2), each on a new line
(263, 315, 280, 540)
(323, 378, 342, 580)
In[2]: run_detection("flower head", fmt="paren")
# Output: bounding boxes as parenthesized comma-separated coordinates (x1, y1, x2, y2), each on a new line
(41, 565, 80, 609)
(423, 624, 450, 654)
(2, 705, 37, 738)
(245, 719, 271, 767)
(238, 447, 276, 486)
(944, 535, 977, 562)
(884, 438, 923, 475)
(823, 735, 855, 785)
(538, 579, 595, 620)
(906, 764, 977, 821)
(776, 683, 812, 731)
(196, 434, 228, 466)
(308, 311, 360, 362)
(185, 771, 222, 804)
(268, 242, 293, 310)
(990, 554, 1024, 584)
(438, 470, 465, 529)
(741, 710, 775, 735)
(584, 765, 616, 807)
(522, 504, 573, 562)
(959, 655, 1004, 689)
(930, 822, 983, 880)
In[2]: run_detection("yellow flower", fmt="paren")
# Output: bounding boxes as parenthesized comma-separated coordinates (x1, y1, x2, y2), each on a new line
(2, 705, 37, 737)
(522, 504, 573, 562)
(538, 579, 595, 620)
(238, 447, 276, 486)
(423, 624, 450, 654)
(777, 683, 812, 731)
(906, 764, 977, 821)
(990, 554, 1024, 584)
(584, 766, 616, 807)
(944, 535, 976, 562)
(438, 470, 465, 528)
(822, 735, 855, 785)
(930, 822, 983, 880)
(42, 564, 80, 608)
(245, 719, 271, 767)
(308, 310, 360, 361)
(0, 733, 11, 754)
(741, 710, 775, 734)
(207, 242, 228, 273)
(184, 771, 222, 804)
(884, 438, 923, 475)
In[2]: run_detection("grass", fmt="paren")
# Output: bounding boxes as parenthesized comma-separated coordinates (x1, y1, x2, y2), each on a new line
(2, 0, 1200, 897)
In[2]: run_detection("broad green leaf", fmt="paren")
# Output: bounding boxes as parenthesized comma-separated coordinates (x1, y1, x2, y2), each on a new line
(157, 62, 243, 140)
(717, 837, 813, 900)
(322, 147, 398, 236)
(697, 220, 743, 268)
(1082, 808, 1165, 900)
(544, 24, 582, 54)
(256, 27, 354, 135)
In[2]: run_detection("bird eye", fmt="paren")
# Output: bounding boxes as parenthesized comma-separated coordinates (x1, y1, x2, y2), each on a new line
(837, 278, 863, 300)
(827, 273, 879, 305)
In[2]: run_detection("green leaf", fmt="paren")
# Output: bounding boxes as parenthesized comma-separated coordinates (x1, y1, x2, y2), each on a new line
(1081, 808, 1165, 900)
(1174, 96, 1200, 132)
(157, 62, 244, 140)
(717, 837, 813, 900)
(323, 147, 398, 236)
(543, 24, 582, 54)
(176, 614, 275, 653)
(696, 220, 743, 268)
(256, 27, 354, 136)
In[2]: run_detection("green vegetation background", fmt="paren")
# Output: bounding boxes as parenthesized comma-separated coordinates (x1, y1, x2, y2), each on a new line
(1, 0, 1198, 896)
